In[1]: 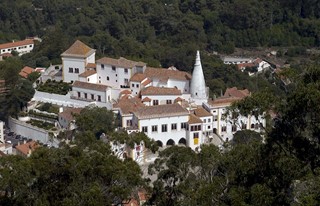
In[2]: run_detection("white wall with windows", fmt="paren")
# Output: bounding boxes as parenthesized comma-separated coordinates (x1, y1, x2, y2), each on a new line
(62, 57, 86, 83)
(140, 94, 182, 106)
(133, 115, 189, 147)
(167, 79, 190, 94)
(71, 87, 111, 103)
(186, 123, 203, 150)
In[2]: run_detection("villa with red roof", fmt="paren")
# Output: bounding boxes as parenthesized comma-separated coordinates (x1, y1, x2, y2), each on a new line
(0, 39, 34, 56)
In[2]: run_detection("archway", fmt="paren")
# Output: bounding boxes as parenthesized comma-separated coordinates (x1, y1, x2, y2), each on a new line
(213, 128, 217, 134)
(156, 140, 163, 147)
(166, 139, 175, 146)
(178, 138, 187, 145)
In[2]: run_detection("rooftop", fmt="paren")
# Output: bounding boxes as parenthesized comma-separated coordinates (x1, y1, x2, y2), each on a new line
(141, 86, 181, 96)
(113, 96, 144, 115)
(78, 70, 97, 78)
(188, 113, 203, 124)
(223, 87, 250, 98)
(96, 57, 146, 68)
(130, 73, 147, 82)
(15, 141, 39, 156)
(144, 67, 191, 82)
(61, 40, 95, 58)
(59, 107, 83, 121)
(193, 107, 212, 117)
(73, 81, 109, 92)
(19, 66, 35, 78)
(0, 39, 34, 50)
(134, 103, 189, 119)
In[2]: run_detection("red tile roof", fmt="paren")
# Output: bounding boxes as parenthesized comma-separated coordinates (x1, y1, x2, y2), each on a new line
(19, 66, 35, 78)
(144, 67, 191, 82)
(0, 39, 34, 50)
(193, 107, 212, 117)
(61, 40, 95, 57)
(208, 97, 242, 107)
(59, 107, 83, 121)
(113, 96, 144, 115)
(78, 70, 97, 77)
(130, 73, 147, 82)
(141, 86, 181, 96)
(142, 97, 151, 102)
(141, 78, 152, 86)
(97, 57, 146, 68)
(120, 90, 132, 95)
(134, 104, 189, 119)
(73, 81, 109, 92)
(15, 141, 39, 157)
(85, 63, 96, 68)
(188, 114, 203, 124)
(223, 87, 250, 98)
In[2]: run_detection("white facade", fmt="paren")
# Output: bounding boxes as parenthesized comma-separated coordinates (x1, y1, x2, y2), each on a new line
(133, 115, 189, 147)
(78, 73, 98, 84)
(0, 39, 34, 56)
(96, 63, 133, 88)
(0, 121, 4, 143)
(141, 94, 181, 106)
(72, 86, 111, 103)
(167, 79, 190, 94)
(222, 57, 253, 65)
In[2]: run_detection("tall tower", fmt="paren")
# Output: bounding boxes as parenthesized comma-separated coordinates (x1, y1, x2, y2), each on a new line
(190, 50, 208, 105)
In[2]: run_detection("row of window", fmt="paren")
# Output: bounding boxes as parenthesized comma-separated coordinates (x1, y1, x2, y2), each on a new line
(69, 67, 79, 73)
(77, 92, 102, 101)
(101, 64, 129, 74)
(1, 45, 32, 53)
(142, 122, 188, 133)
(220, 123, 263, 133)
(152, 100, 172, 105)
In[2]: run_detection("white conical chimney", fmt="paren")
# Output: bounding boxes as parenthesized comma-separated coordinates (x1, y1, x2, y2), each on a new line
(190, 51, 208, 105)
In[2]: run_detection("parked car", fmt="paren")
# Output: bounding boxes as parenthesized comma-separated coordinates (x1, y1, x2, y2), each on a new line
(8, 132, 14, 136)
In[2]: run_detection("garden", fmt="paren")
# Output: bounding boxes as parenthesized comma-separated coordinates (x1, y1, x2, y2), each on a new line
(37, 79, 71, 95)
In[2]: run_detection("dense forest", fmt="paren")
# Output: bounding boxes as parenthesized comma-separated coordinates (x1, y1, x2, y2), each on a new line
(1, 0, 320, 205)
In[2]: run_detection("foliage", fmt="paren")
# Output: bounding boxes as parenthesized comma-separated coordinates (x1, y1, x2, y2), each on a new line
(27, 71, 41, 83)
(37, 80, 71, 95)
(74, 106, 115, 138)
(36, 102, 59, 114)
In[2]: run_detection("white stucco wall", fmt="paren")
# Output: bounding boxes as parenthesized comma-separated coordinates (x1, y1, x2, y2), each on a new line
(62, 57, 86, 83)
(0, 43, 34, 55)
(72, 87, 108, 103)
(167, 79, 190, 94)
(140, 94, 181, 106)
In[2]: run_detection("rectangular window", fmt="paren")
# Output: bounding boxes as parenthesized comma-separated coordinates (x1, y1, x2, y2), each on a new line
(142, 126, 148, 133)
(107, 76, 109, 81)
(112, 66, 116, 71)
(198, 125, 201, 131)
(69, 67, 73, 73)
(101, 64, 104, 69)
(132, 83, 135, 87)
(171, 123, 177, 130)
(166, 100, 172, 104)
(29, 45, 32, 47)
(84, 93, 87, 99)
(204, 119, 207, 123)
(181, 122, 187, 129)
(124, 68, 128, 73)
(193, 132, 199, 145)
(127, 120, 132, 127)
(136, 84, 139, 88)
(91, 94, 94, 100)
(98, 95, 101, 102)
(208, 118, 211, 123)
(153, 100, 159, 105)
(222, 126, 227, 132)
(124, 78, 129, 84)
(161, 124, 167, 132)
(232, 125, 237, 132)
(241, 123, 246, 130)
(213, 115, 218, 121)
(152, 125, 158, 132)
(77, 92, 80, 98)
(75, 68, 79, 73)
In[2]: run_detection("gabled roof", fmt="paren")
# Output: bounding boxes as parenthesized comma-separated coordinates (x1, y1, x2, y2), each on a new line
(61, 40, 95, 58)
(130, 73, 147, 82)
(96, 57, 146, 68)
(142, 97, 151, 102)
(134, 104, 189, 119)
(223, 87, 250, 98)
(59, 107, 83, 121)
(188, 114, 203, 124)
(85, 63, 96, 69)
(144, 67, 191, 82)
(0, 39, 34, 50)
(113, 96, 144, 115)
(73, 81, 109, 92)
(193, 107, 212, 117)
(19, 66, 35, 78)
(78, 70, 97, 78)
(120, 90, 132, 95)
(141, 86, 181, 96)
(15, 141, 39, 157)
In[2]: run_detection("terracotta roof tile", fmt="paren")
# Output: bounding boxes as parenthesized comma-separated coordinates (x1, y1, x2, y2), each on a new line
(175, 97, 184, 102)
(78, 70, 97, 77)
(223, 87, 250, 98)
(130, 73, 147, 82)
(97, 57, 146, 68)
(120, 90, 132, 95)
(113, 96, 144, 115)
(15, 141, 39, 156)
(208, 97, 242, 107)
(193, 107, 212, 117)
(0, 39, 34, 50)
(59, 107, 83, 121)
(144, 67, 191, 81)
(141, 86, 181, 96)
(85, 63, 96, 68)
(134, 104, 189, 119)
(19, 66, 35, 78)
(142, 97, 151, 102)
(73, 81, 109, 92)
(61, 40, 95, 57)
(188, 114, 203, 124)
(141, 79, 152, 86)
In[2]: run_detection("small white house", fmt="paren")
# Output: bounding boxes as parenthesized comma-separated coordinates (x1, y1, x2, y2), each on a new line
(61, 40, 96, 83)
(71, 81, 111, 103)
(0, 39, 34, 56)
